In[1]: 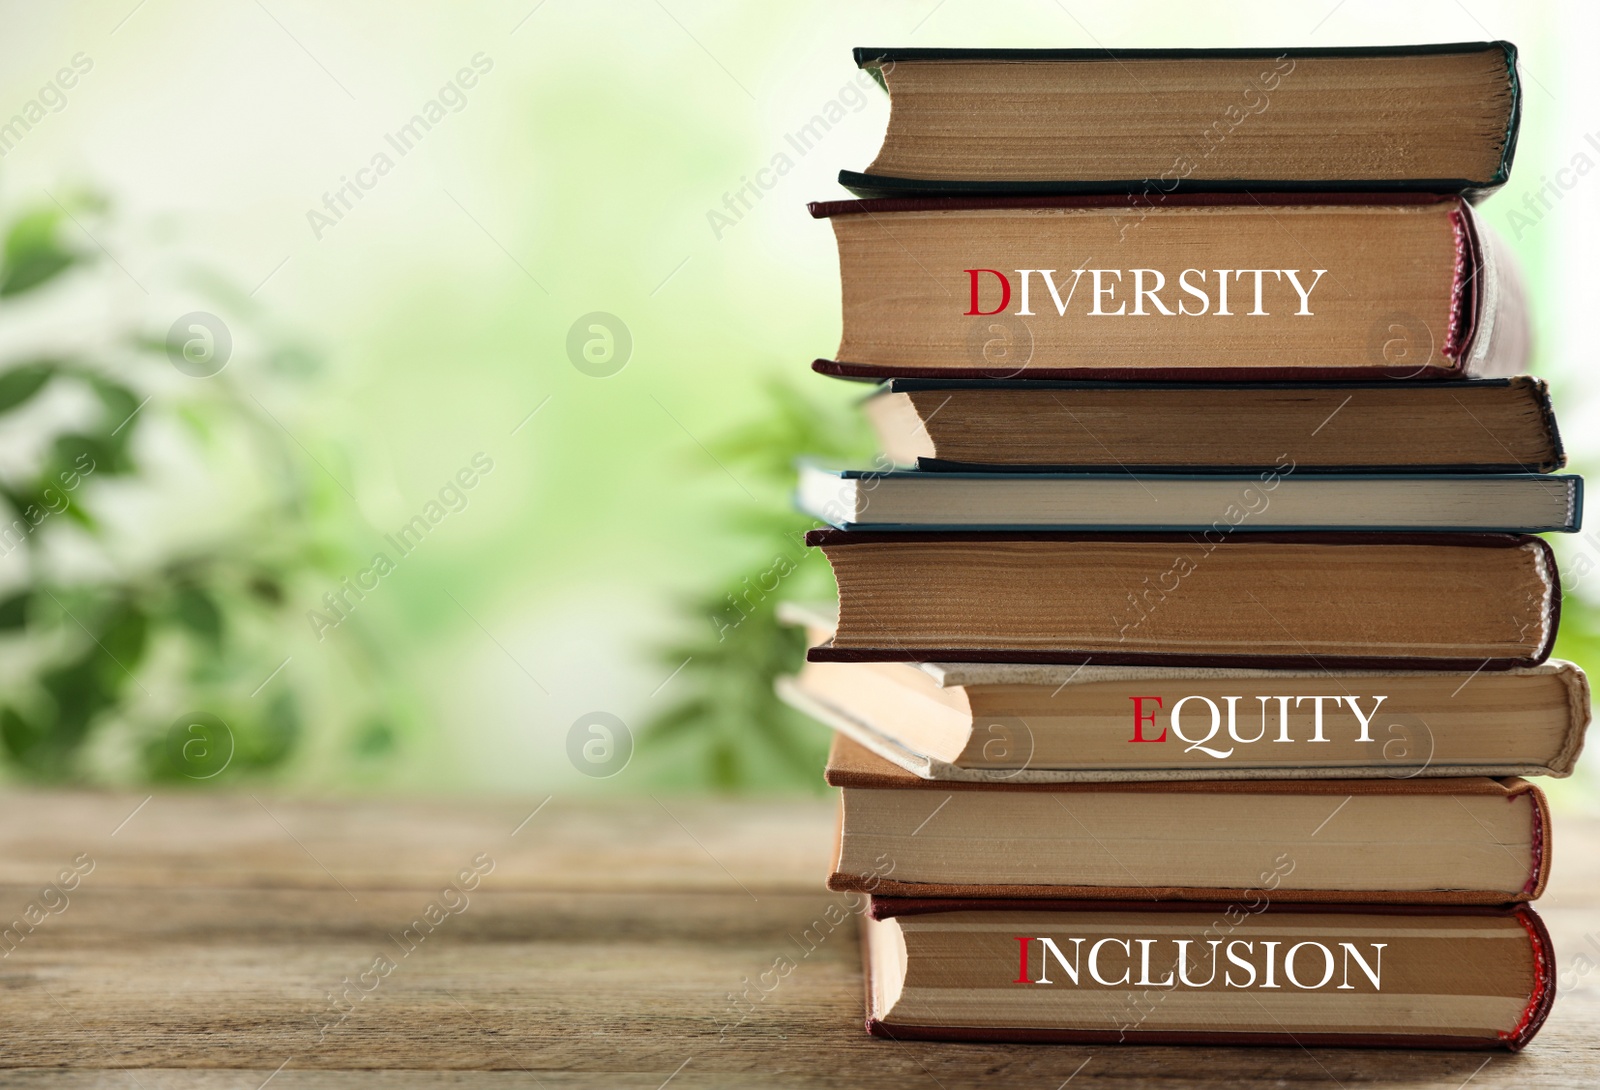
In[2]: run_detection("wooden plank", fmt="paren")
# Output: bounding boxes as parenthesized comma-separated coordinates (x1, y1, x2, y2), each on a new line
(0, 790, 836, 893)
(0, 792, 1594, 1087)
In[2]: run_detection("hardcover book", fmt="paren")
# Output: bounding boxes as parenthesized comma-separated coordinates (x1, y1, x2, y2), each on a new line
(825, 736, 1550, 904)
(806, 529, 1560, 669)
(811, 193, 1526, 381)
(864, 377, 1564, 473)
(777, 602, 1592, 781)
(842, 43, 1520, 199)
(861, 898, 1553, 1050)
(796, 464, 1581, 533)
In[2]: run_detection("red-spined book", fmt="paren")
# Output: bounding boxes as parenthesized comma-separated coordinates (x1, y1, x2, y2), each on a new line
(861, 897, 1554, 1050)
(809, 193, 1527, 381)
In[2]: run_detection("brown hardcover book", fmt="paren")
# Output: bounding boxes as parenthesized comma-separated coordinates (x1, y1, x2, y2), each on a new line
(825, 736, 1550, 905)
(806, 529, 1559, 670)
(861, 898, 1554, 1050)
(865, 377, 1564, 473)
(842, 43, 1520, 198)
(777, 602, 1589, 781)
(810, 193, 1527, 381)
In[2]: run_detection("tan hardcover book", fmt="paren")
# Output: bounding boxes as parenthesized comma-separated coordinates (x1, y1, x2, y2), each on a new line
(807, 530, 1559, 670)
(777, 602, 1590, 782)
(811, 194, 1526, 381)
(863, 377, 1564, 473)
(825, 736, 1550, 905)
(862, 899, 1554, 1050)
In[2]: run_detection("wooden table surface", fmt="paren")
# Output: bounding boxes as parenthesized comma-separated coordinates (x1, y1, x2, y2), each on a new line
(0, 790, 1596, 1088)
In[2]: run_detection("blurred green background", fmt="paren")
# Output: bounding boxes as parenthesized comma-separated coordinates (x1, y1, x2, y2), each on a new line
(0, 0, 1595, 803)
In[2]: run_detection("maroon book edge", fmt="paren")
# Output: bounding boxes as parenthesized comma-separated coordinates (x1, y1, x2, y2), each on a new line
(1452, 205, 1485, 368)
(807, 191, 1460, 219)
(807, 645, 1540, 670)
(813, 358, 1467, 382)
(802, 528, 1542, 549)
(860, 899, 1555, 1051)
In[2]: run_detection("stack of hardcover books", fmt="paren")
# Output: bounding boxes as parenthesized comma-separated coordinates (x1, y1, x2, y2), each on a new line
(781, 42, 1589, 1050)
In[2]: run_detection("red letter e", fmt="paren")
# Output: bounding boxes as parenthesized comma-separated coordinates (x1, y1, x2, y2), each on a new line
(1130, 696, 1166, 742)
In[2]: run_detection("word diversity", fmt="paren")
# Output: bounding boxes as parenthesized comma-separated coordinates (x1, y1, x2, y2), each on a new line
(772, 41, 1580, 1050)
(962, 267, 1326, 318)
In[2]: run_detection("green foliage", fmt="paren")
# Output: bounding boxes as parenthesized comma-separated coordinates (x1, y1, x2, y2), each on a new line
(643, 584, 821, 790)
(638, 380, 873, 791)
(0, 207, 77, 296)
(0, 193, 403, 785)
(1553, 579, 1600, 675)
(0, 362, 54, 411)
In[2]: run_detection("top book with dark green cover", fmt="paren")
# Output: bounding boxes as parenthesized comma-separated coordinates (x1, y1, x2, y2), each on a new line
(842, 42, 1520, 200)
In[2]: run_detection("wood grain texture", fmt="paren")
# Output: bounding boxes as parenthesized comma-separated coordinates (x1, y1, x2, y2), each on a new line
(0, 789, 1595, 1088)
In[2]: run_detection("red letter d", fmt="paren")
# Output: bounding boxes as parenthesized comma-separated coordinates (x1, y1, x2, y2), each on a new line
(964, 269, 1012, 316)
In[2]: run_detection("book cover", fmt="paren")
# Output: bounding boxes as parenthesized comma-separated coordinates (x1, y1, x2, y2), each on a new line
(807, 530, 1561, 670)
(861, 897, 1554, 1049)
(777, 653, 1590, 781)
(825, 736, 1551, 905)
(863, 376, 1565, 473)
(810, 193, 1527, 381)
(844, 42, 1520, 199)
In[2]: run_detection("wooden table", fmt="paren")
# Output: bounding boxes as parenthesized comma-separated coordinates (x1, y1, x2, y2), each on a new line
(0, 790, 1596, 1088)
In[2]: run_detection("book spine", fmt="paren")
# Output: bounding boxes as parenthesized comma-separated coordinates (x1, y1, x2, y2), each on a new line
(1523, 376, 1568, 471)
(1518, 781, 1552, 901)
(1551, 662, 1593, 776)
(1496, 41, 1524, 186)
(1506, 904, 1556, 1050)
(1528, 535, 1562, 667)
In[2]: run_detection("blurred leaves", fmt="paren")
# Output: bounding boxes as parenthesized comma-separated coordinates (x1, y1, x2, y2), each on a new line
(170, 582, 224, 643)
(6, 592, 142, 776)
(1554, 582, 1600, 674)
(0, 207, 77, 296)
(0, 361, 54, 412)
(702, 377, 867, 486)
(638, 380, 871, 791)
(0, 193, 403, 786)
(644, 592, 820, 789)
